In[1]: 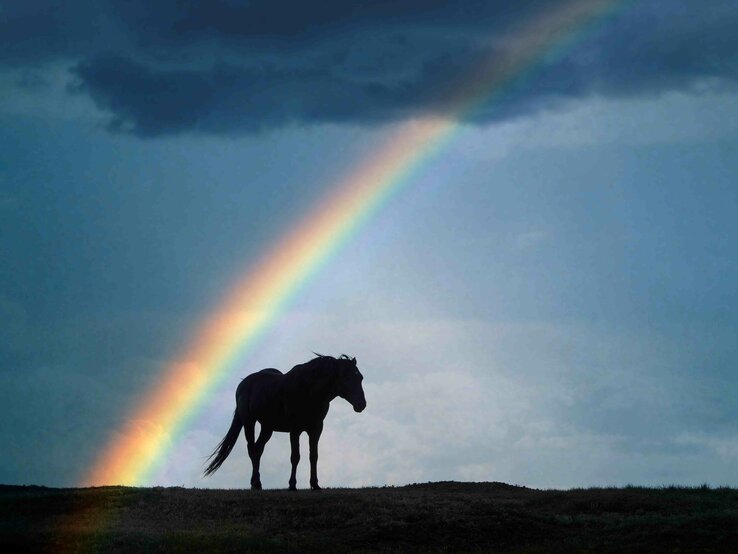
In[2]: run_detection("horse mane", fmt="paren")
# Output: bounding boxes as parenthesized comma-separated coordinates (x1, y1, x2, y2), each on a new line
(283, 353, 355, 387)
(292, 354, 355, 390)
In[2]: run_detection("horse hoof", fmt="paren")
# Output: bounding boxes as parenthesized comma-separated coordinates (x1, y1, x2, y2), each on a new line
(251, 483, 262, 491)
(288, 485, 297, 491)
(310, 484, 322, 491)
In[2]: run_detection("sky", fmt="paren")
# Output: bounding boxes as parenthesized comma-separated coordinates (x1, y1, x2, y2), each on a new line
(1, 0, 737, 490)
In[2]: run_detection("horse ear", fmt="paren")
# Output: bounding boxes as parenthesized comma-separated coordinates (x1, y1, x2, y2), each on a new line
(351, 357, 357, 366)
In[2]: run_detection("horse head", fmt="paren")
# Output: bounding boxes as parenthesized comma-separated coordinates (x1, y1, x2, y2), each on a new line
(335, 356, 366, 413)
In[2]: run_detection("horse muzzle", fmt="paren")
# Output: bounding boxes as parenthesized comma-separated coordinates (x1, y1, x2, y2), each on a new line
(353, 400, 366, 413)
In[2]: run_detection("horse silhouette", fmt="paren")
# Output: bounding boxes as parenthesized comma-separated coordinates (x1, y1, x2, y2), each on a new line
(204, 354, 366, 490)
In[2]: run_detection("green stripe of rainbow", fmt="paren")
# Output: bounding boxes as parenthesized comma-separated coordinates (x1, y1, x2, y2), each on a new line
(83, 0, 625, 486)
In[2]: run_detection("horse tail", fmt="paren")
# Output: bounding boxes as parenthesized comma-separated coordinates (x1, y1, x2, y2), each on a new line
(203, 410, 242, 477)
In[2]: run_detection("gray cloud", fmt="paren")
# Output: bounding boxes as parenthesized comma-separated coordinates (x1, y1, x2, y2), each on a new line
(3, 0, 737, 135)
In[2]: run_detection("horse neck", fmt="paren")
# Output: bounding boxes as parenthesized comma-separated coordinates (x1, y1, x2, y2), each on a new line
(308, 359, 339, 403)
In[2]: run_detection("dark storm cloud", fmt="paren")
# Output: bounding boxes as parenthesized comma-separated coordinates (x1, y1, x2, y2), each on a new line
(5, 0, 738, 135)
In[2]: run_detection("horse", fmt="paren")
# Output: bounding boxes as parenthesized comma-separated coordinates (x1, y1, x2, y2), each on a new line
(203, 354, 366, 490)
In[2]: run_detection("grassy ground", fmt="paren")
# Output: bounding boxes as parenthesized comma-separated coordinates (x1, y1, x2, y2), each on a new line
(1, 481, 737, 552)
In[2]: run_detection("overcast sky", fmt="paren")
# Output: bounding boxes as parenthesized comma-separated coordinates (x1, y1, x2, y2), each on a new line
(1, 0, 737, 489)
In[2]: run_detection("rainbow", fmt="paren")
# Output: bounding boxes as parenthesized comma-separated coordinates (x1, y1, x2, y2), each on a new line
(83, 0, 625, 487)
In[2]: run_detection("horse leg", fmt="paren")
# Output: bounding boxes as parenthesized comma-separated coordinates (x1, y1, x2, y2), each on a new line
(307, 422, 323, 491)
(249, 425, 273, 490)
(288, 431, 301, 491)
(243, 418, 260, 490)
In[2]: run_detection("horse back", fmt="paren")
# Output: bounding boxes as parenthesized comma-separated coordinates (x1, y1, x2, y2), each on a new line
(237, 368, 283, 396)
(236, 368, 287, 427)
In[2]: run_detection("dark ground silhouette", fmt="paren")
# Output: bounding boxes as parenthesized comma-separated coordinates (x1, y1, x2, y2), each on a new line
(204, 354, 366, 490)
(3, 481, 738, 552)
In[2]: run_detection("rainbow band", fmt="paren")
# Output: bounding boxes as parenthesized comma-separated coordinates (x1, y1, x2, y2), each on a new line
(84, 0, 624, 487)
